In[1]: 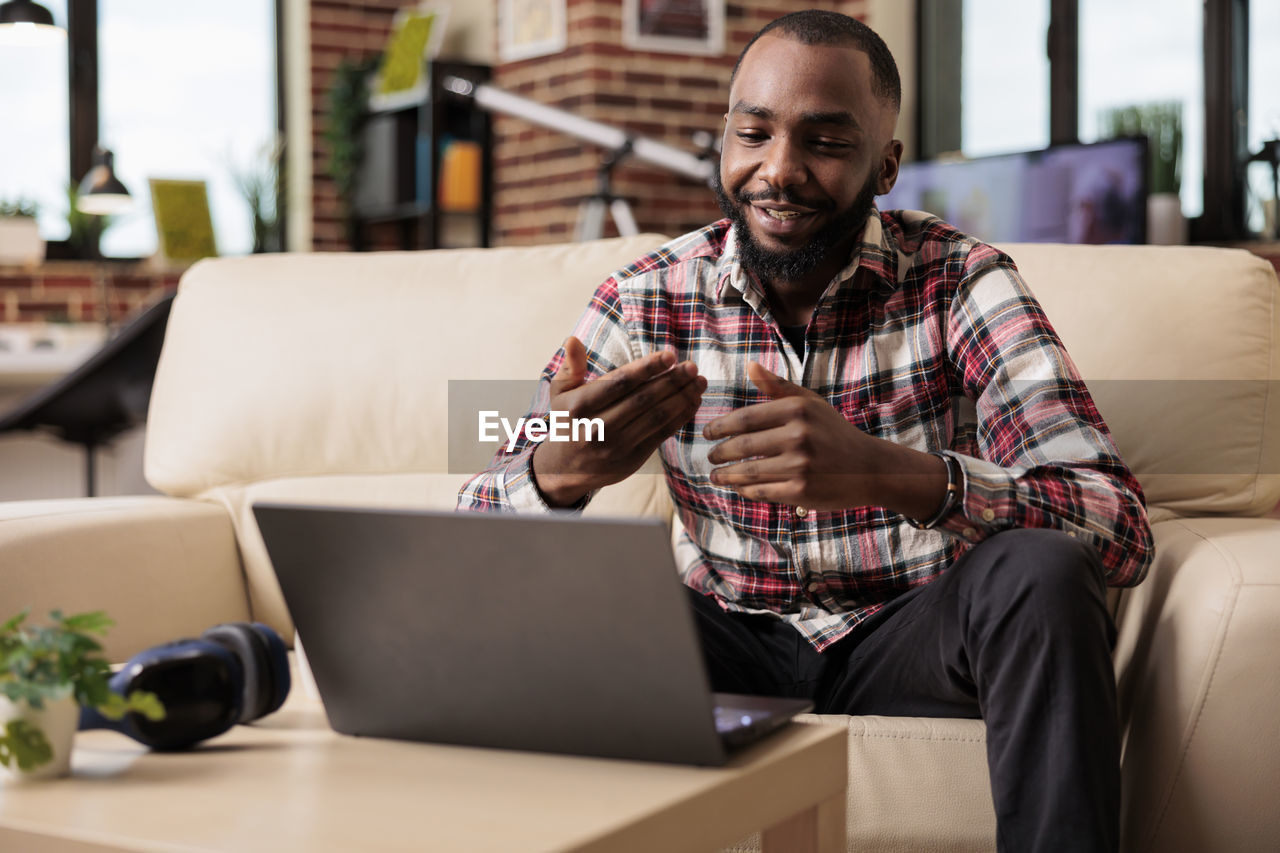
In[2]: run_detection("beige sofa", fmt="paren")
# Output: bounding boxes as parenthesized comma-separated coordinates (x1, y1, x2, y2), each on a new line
(2, 234, 1277, 852)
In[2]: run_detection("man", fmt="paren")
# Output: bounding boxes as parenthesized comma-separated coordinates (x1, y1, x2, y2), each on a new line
(459, 10, 1152, 852)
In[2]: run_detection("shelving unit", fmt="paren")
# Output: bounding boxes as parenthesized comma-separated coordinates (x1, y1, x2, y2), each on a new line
(351, 61, 492, 251)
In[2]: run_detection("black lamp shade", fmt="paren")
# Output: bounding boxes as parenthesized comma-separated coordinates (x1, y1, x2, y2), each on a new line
(0, 0, 54, 25)
(0, 0, 63, 45)
(78, 148, 133, 216)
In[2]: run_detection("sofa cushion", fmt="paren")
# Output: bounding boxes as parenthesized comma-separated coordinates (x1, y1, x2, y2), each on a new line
(1000, 244, 1279, 518)
(145, 234, 672, 497)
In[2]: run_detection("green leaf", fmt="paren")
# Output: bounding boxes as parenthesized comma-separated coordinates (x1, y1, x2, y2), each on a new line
(60, 611, 114, 636)
(0, 719, 54, 771)
(126, 690, 166, 721)
(0, 609, 28, 637)
(92, 690, 165, 722)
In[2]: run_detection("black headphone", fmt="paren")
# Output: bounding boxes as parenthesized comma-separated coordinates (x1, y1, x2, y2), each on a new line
(79, 622, 291, 750)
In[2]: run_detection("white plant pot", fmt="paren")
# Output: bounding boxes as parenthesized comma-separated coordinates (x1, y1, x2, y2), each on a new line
(0, 693, 79, 782)
(1147, 192, 1188, 245)
(0, 216, 46, 266)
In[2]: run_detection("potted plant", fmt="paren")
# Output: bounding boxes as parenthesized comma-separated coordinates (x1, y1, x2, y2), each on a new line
(0, 609, 164, 781)
(1099, 101, 1184, 243)
(231, 137, 286, 254)
(0, 197, 45, 266)
(324, 55, 379, 246)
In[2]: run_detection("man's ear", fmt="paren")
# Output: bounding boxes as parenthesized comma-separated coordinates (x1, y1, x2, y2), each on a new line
(877, 139, 904, 195)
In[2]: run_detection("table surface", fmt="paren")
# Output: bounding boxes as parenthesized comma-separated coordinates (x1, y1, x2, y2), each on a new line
(0, 675, 847, 853)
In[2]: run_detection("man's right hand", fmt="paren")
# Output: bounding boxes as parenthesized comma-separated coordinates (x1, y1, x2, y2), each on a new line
(532, 336, 706, 507)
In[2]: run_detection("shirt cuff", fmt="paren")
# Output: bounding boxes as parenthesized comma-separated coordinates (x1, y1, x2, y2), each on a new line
(504, 448, 591, 513)
(936, 452, 1019, 545)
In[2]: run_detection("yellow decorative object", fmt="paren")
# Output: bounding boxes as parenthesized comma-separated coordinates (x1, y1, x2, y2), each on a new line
(439, 141, 482, 213)
(148, 179, 217, 263)
(370, 5, 449, 111)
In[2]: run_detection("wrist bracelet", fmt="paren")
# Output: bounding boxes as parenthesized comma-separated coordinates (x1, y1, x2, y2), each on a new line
(906, 451, 961, 530)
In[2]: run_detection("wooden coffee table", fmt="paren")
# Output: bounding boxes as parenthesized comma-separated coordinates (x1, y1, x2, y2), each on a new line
(0, 674, 847, 852)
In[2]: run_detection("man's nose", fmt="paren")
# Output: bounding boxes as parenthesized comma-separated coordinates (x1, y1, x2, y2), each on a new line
(757, 138, 807, 190)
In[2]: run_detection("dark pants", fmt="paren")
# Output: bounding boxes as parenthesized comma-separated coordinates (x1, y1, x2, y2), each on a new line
(686, 528, 1119, 853)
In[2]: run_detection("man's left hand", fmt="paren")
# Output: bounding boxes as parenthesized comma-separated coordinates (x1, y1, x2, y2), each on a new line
(704, 362, 891, 510)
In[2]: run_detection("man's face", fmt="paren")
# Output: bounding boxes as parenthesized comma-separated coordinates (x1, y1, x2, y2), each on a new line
(717, 35, 901, 284)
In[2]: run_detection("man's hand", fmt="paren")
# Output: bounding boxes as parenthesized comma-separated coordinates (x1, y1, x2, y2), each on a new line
(704, 362, 947, 517)
(532, 336, 707, 507)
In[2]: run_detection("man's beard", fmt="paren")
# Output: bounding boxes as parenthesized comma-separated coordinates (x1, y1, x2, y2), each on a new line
(713, 169, 879, 283)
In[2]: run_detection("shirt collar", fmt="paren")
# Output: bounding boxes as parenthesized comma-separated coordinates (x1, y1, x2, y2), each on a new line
(714, 208, 903, 302)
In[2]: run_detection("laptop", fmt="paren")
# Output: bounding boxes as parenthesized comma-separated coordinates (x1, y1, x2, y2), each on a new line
(252, 503, 813, 766)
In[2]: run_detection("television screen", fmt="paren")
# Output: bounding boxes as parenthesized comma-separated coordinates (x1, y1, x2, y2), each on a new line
(878, 138, 1149, 244)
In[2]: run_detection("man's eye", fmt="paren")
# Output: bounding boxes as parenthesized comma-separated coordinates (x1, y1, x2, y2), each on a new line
(813, 139, 851, 151)
(736, 131, 766, 142)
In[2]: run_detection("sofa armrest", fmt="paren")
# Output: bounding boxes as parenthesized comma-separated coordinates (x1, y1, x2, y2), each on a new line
(0, 496, 250, 661)
(1114, 517, 1280, 853)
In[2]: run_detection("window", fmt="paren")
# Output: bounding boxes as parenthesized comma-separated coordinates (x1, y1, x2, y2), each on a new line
(97, 0, 277, 257)
(1078, 0, 1203, 216)
(960, 0, 1050, 157)
(0, 0, 70, 241)
(0, 1, 278, 258)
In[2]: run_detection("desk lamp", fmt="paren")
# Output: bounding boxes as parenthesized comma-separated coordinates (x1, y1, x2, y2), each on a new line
(77, 146, 133, 329)
(77, 146, 133, 216)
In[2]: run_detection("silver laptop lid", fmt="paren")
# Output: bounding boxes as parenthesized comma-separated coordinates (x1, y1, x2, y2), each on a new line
(253, 504, 731, 765)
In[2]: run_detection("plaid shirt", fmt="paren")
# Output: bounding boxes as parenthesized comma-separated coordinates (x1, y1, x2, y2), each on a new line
(457, 210, 1153, 651)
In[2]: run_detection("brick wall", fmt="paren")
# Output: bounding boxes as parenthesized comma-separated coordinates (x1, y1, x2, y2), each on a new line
(0, 264, 180, 324)
(309, 0, 403, 251)
(308, 0, 866, 251)
(492, 0, 867, 245)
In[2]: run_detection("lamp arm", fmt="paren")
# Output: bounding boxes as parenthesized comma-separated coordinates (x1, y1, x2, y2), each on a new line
(443, 76, 713, 184)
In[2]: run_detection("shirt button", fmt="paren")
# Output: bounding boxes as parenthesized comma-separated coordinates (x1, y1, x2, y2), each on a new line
(981, 508, 996, 522)
(963, 528, 979, 541)
(794, 506, 808, 518)
(807, 581, 820, 592)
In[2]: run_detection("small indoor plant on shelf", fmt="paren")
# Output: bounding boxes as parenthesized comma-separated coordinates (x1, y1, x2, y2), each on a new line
(0, 197, 45, 266)
(0, 609, 164, 781)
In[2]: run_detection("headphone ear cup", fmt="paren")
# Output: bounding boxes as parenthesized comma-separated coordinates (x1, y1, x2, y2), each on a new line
(201, 623, 270, 723)
(200, 623, 291, 723)
(248, 622, 291, 718)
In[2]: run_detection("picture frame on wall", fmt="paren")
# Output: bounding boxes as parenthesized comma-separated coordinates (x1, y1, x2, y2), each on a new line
(623, 0, 725, 56)
(499, 0, 567, 62)
(369, 3, 450, 111)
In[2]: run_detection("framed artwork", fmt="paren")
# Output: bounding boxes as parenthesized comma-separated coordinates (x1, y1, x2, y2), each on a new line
(623, 0, 725, 56)
(499, 0, 566, 62)
(149, 179, 216, 264)
(370, 3, 450, 111)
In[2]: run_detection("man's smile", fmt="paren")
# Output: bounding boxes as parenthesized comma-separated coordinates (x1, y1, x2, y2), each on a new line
(745, 199, 825, 239)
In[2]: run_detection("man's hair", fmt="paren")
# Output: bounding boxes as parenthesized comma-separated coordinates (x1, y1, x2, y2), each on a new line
(730, 10, 901, 111)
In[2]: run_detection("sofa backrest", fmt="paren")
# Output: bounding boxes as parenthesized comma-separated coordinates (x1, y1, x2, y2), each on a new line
(145, 236, 1279, 632)
(999, 243, 1279, 521)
